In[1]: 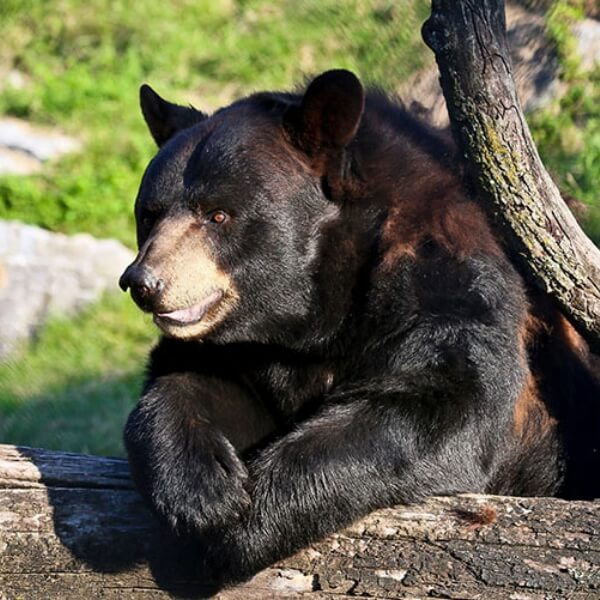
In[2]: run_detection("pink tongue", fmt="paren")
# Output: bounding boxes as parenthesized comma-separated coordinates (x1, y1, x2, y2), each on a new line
(158, 290, 223, 324)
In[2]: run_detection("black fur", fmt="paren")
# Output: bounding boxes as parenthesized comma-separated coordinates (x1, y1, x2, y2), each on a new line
(122, 70, 600, 582)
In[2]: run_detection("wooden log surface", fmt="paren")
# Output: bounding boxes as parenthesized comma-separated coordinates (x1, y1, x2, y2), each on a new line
(0, 444, 599, 599)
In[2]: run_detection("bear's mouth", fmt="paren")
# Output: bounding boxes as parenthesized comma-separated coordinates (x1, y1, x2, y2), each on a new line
(154, 289, 224, 327)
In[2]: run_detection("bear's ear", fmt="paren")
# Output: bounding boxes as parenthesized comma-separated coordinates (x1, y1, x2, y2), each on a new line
(285, 69, 364, 154)
(140, 84, 206, 147)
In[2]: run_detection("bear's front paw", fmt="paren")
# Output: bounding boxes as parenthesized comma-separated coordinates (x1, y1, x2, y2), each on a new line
(136, 429, 251, 537)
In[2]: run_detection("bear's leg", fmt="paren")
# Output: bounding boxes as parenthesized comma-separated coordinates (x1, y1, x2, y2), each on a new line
(124, 372, 275, 536)
(213, 388, 505, 580)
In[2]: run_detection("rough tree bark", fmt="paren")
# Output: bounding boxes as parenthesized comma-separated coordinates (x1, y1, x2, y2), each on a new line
(422, 0, 600, 351)
(1, 444, 599, 599)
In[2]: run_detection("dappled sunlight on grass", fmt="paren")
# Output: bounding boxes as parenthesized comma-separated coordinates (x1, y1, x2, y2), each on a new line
(0, 293, 156, 455)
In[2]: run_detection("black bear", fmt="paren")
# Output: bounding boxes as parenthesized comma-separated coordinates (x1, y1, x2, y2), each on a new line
(119, 69, 600, 580)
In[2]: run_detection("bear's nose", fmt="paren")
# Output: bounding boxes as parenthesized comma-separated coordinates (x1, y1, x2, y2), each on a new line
(119, 264, 164, 310)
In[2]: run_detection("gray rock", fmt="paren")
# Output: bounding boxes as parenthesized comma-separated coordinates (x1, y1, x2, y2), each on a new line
(573, 18, 600, 72)
(0, 220, 134, 360)
(0, 147, 42, 175)
(0, 117, 81, 176)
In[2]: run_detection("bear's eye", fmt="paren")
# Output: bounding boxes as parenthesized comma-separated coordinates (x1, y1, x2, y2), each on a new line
(208, 210, 229, 225)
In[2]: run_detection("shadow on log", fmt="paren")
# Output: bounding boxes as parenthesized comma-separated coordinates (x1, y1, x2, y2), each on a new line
(1, 444, 599, 599)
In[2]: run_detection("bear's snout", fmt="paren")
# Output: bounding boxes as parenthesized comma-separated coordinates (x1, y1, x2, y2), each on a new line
(119, 263, 164, 312)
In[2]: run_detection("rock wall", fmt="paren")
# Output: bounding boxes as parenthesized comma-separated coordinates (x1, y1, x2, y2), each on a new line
(0, 221, 133, 360)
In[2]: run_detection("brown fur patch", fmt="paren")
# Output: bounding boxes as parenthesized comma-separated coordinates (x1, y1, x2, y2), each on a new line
(514, 312, 557, 443)
(518, 308, 553, 363)
(381, 176, 503, 269)
(453, 505, 497, 529)
(523, 292, 591, 367)
(554, 313, 589, 359)
(514, 375, 548, 440)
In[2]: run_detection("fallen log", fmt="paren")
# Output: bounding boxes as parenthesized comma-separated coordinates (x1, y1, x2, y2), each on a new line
(0, 444, 599, 599)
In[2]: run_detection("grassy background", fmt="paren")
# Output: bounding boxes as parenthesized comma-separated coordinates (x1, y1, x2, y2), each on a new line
(0, 0, 598, 456)
(530, 1, 600, 240)
(0, 0, 430, 245)
(0, 295, 154, 454)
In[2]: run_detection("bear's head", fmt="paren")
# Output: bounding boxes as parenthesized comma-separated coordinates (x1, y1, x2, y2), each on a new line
(119, 70, 366, 344)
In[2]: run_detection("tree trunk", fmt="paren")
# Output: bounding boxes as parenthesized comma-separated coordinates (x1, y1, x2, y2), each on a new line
(422, 0, 600, 352)
(0, 444, 599, 599)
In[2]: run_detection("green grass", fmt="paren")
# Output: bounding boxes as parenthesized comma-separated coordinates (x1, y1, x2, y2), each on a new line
(529, 66, 600, 241)
(528, 1, 600, 242)
(0, 0, 430, 246)
(0, 294, 156, 456)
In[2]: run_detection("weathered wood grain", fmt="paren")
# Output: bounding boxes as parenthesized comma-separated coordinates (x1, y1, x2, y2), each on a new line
(0, 444, 599, 599)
